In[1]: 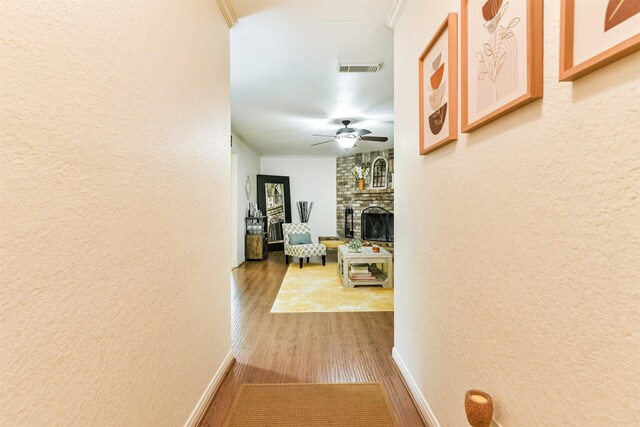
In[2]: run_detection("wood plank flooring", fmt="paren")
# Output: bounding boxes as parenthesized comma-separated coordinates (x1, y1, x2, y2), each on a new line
(200, 252, 424, 426)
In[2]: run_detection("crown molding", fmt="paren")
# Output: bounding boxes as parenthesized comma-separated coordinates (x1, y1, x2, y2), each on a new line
(386, 0, 407, 29)
(231, 129, 263, 156)
(216, 0, 238, 28)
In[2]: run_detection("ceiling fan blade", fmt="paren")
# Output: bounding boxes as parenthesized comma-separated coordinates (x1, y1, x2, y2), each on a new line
(360, 136, 388, 142)
(356, 128, 372, 136)
(310, 139, 334, 146)
(312, 134, 336, 137)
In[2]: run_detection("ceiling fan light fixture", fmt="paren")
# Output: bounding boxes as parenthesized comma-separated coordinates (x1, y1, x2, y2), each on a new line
(310, 119, 387, 148)
(336, 134, 357, 149)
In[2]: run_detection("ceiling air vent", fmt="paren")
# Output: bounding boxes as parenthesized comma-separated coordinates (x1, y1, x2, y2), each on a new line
(338, 62, 383, 73)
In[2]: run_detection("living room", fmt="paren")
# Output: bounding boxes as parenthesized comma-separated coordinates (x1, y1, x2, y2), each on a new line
(231, 138, 395, 267)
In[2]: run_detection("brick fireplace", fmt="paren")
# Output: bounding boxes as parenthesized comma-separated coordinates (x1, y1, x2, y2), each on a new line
(336, 149, 394, 251)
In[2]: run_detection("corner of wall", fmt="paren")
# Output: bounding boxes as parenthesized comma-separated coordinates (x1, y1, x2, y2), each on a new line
(391, 348, 441, 427)
(184, 352, 235, 427)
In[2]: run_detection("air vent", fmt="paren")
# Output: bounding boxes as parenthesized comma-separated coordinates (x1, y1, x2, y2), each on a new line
(338, 62, 383, 73)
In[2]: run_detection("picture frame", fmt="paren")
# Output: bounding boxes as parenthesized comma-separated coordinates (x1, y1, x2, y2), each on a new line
(461, 0, 543, 133)
(559, 0, 640, 81)
(419, 13, 458, 155)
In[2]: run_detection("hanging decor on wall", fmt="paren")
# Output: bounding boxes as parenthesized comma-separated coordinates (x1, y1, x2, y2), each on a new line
(245, 175, 251, 200)
(419, 13, 458, 154)
(559, 0, 640, 81)
(351, 165, 369, 191)
(370, 157, 389, 188)
(461, 0, 543, 133)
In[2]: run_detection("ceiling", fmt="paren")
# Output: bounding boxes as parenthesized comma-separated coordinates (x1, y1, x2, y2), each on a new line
(230, 0, 394, 156)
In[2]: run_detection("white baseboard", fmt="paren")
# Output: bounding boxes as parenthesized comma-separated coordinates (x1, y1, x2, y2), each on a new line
(392, 347, 441, 427)
(184, 350, 235, 427)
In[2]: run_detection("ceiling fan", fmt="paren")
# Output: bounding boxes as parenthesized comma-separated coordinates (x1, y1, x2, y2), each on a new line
(311, 120, 388, 149)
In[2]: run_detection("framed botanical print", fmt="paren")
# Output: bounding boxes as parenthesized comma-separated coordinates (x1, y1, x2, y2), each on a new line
(559, 0, 640, 81)
(419, 13, 458, 155)
(461, 0, 543, 133)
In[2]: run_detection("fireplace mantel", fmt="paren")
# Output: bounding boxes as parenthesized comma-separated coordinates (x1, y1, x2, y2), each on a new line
(357, 188, 394, 195)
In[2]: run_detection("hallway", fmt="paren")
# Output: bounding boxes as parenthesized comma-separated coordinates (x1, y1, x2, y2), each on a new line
(3, 1, 638, 425)
(202, 253, 423, 426)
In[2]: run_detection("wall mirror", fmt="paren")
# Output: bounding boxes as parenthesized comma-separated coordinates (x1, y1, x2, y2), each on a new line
(257, 175, 291, 251)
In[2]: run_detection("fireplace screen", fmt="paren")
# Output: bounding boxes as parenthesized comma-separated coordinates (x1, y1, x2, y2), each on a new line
(361, 206, 394, 242)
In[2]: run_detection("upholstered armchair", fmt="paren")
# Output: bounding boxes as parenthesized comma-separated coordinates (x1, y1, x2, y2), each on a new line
(282, 223, 326, 268)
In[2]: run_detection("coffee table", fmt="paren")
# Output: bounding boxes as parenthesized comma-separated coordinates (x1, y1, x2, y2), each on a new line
(337, 245, 393, 288)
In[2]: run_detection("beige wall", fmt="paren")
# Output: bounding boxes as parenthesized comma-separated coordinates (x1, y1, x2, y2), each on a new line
(394, 1, 639, 426)
(1, 1, 231, 425)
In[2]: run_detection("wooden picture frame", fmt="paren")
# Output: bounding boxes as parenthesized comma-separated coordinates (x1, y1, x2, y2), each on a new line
(419, 13, 458, 155)
(559, 0, 640, 81)
(461, 0, 543, 133)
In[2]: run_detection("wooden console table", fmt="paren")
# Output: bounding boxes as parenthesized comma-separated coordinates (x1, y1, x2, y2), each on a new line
(337, 245, 393, 289)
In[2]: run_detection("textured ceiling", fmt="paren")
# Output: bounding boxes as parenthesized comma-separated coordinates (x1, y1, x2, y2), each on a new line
(231, 0, 394, 156)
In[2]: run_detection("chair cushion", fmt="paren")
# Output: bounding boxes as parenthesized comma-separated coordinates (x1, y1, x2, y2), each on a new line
(320, 240, 346, 249)
(287, 243, 326, 258)
(289, 232, 312, 245)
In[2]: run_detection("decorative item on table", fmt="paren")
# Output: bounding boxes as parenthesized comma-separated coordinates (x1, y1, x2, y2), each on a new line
(347, 239, 362, 253)
(296, 201, 314, 223)
(372, 245, 380, 253)
(464, 389, 493, 427)
(362, 241, 372, 247)
(351, 165, 370, 191)
(247, 202, 257, 217)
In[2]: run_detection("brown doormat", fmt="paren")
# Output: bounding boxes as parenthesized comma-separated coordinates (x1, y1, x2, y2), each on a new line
(223, 383, 398, 427)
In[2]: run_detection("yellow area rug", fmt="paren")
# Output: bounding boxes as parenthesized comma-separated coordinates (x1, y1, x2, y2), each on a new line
(270, 264, 393, 313)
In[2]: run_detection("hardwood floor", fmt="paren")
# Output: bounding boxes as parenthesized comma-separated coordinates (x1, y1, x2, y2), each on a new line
(200, 251, 424, 426)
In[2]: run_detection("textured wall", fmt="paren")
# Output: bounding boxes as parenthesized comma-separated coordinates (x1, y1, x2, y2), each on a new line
(0, 1, 231, 425)
(394, 1, 639, 426)
(260, 156, 337, 242)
